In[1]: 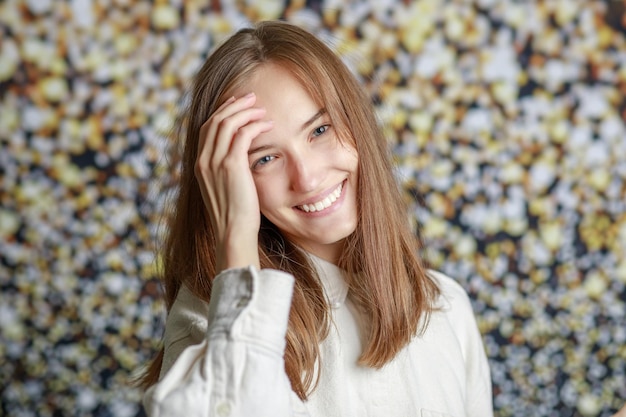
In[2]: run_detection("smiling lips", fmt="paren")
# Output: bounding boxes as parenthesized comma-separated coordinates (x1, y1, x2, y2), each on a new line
(297, 182, 343, 213)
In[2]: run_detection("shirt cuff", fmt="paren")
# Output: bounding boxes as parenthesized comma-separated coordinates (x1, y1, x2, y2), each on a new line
(208, 266, 295, 353)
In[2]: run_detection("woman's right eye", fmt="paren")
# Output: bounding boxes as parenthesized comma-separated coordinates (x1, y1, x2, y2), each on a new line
(252, 155, 275, 169)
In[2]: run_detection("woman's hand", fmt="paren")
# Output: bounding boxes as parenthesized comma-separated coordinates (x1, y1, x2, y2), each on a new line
(194, 93, 273, 273)
(613, 403, 626, 417)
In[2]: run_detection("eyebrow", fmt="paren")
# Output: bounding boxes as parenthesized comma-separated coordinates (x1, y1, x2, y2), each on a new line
(302, 108, 327, 131)
(248, 108, 327, 156)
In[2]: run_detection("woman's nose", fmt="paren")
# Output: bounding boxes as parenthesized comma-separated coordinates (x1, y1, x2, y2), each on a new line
(288, 154, 323, 193)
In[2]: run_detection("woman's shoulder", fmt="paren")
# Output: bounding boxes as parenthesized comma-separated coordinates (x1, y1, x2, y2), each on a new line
(427, 269, 470, 299)
(159, 284, 211, 378)
(164, 284, 210, 346)
(426, 269, 476, 321)
(169, 284, 211, 323)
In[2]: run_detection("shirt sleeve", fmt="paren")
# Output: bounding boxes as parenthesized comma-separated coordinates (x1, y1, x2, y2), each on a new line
(143, 266, 310, 417)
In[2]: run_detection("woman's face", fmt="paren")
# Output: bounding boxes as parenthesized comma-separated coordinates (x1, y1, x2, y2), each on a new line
(237, 63, 359, 264)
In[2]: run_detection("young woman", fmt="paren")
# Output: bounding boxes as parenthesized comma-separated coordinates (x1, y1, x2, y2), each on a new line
(140, 20, 493, 417)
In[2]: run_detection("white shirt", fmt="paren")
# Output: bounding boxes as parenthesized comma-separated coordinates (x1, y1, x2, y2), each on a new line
(144, 256, 493, 417)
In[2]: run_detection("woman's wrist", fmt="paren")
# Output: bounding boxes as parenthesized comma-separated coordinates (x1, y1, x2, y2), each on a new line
(216, 228, 260, 273)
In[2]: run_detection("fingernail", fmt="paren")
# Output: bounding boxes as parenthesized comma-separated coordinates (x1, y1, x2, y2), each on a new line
(244, 92, 255, 98)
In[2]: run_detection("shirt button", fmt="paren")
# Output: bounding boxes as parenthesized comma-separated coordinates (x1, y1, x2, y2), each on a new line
(215, 401, 232, 416)
(331, 301, 342, 309)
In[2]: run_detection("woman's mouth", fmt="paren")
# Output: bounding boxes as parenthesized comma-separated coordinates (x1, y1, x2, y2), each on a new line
(297, 182, 343, 213)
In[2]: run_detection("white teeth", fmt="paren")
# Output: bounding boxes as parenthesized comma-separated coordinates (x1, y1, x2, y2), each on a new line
(299, 183, 343, 213)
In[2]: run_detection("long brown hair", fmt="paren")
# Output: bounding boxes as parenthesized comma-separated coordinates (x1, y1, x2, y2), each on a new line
(139, 20, 439, 400)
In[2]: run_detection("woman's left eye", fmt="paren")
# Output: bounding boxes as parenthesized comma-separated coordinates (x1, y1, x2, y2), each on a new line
(312, 125, 330, 137)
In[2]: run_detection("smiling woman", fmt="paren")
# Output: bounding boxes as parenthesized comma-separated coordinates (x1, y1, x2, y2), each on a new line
(240, 63, 359, 263)
(138, 20, 493, 417)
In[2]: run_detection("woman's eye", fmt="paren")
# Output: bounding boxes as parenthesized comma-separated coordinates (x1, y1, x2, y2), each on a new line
(312, 124, 330, 137)
(253, 155, 274, 169)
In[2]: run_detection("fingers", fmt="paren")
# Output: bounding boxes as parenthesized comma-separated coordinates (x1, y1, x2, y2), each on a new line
(194, 93, 271, 228)
(198, 93, 273, 174)
(193, 93, 267, 269)
(228, 119, 274, 164)
(197, 95, 235, 154)
(200, 93, 259, 153)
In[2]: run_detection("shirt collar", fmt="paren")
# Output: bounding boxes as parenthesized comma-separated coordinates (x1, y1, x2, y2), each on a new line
(307, 253, 349, 309)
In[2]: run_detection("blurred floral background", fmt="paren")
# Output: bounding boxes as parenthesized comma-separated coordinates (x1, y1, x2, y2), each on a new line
(1, 0, 625, 416)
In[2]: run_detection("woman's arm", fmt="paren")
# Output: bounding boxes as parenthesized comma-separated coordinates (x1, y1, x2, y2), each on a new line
(144, 266, 309, 417)
(143, 89, 300, 416)
(194, 93, 273, 273)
